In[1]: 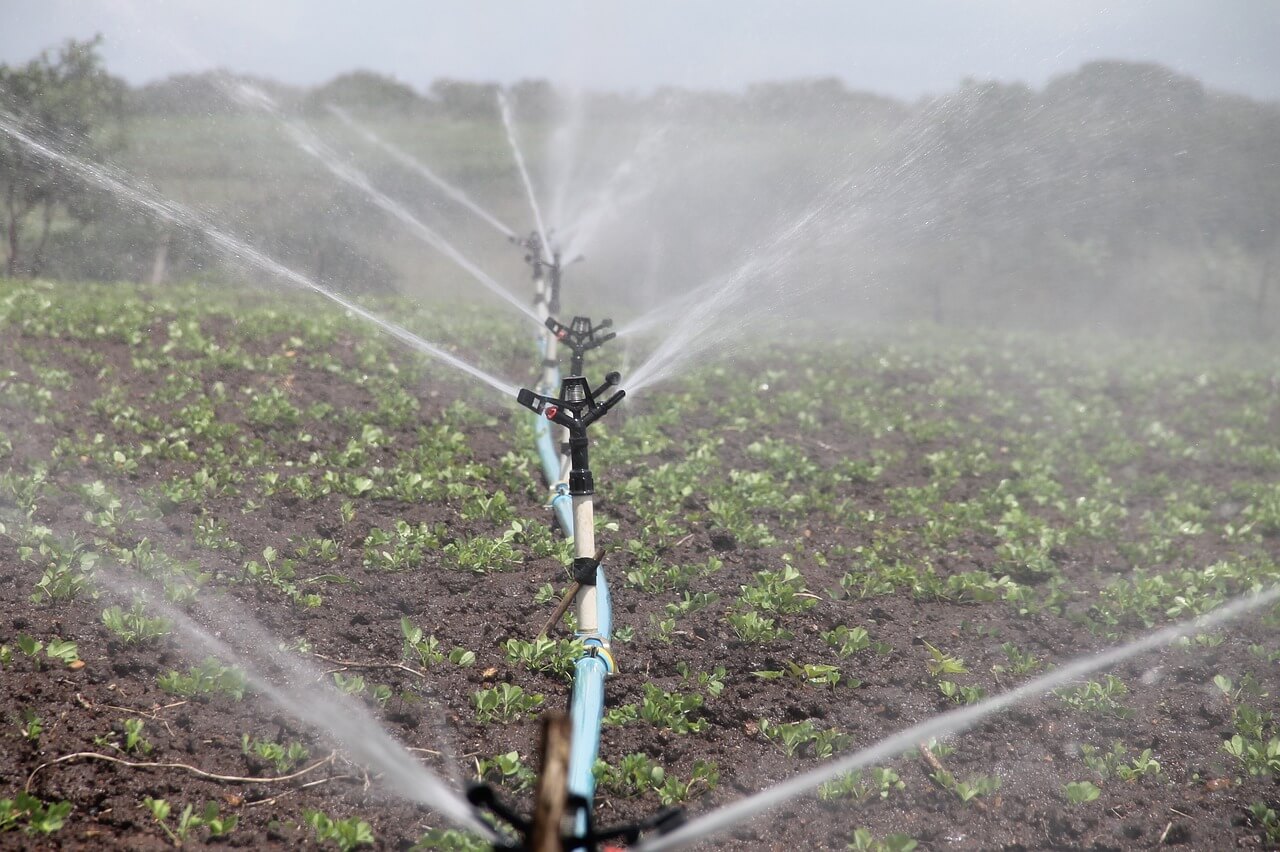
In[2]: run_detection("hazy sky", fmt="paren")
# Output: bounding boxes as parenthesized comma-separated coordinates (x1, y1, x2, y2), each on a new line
(2, 1, 1278, 101)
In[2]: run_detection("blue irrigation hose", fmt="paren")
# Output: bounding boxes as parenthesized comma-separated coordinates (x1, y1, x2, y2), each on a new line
(531, 328, 615, 846)
(568, 564, 614, 845)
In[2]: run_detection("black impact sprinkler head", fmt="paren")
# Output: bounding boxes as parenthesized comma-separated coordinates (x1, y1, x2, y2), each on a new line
(516, 372, 624, 496)
(545, 315, 615, 376)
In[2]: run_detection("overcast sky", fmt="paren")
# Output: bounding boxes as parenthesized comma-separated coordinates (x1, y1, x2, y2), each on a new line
(2, 1, 1278, 102)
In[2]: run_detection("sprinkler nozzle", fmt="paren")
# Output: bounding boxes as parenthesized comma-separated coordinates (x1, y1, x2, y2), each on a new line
(545, 315, 617, 376)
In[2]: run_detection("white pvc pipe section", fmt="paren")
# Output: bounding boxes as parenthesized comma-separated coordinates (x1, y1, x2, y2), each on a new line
(573, 495, 598, 634)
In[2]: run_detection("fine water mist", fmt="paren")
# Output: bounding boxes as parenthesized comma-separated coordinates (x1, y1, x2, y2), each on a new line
(642, 584, 1280, 851)
(327, 103, 517, 241)
(497, 89, 552, 261)
(95, 566, 492, 838)
(230, 82, 542, 329)
(0, 109, 520, 399)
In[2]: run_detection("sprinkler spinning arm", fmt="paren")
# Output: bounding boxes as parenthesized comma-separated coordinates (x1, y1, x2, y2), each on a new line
(545, 316, 616, 377)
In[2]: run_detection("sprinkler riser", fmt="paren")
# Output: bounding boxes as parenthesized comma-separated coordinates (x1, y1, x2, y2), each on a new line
(573, 494, 599, 635)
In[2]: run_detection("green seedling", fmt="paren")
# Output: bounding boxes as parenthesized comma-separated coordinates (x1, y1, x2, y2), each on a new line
(1080, 742, 1162, 781)
(19, 710, 43, 743)
(473, 684, 543, 723)
(594, 753, 719, 805)
(727, 611, 792, 643)
(822, 625, 886, 657)
(242, 734, 309, 773)
(995, 642, 1041, 676)
(504, 636, 583, 679)
(759, 718, 850, 758)
(102, 601, 171, 644)
(1248, 802, 1280, 846)
(97, 718, 152, 755)
(931, 769, 1001, 805)
(304, 809, 374, 851)
(739, 565, 817, 614)
(474, 751, 537, 793)
(401, 617, 444, 668)
(157, 657, 248, 700)
(1223, 734, 1280, 777)
(676, 662, 727, 697)
(143, 798, 237, 843)
(847, 828, 918, 852)
(333, 672, 366, 696)
(1063, 780, 1102, 805)
(819, 767, 904, 802)
(0, 793, 72, 836)
(1056, 675, 1132, 718)
(921, 641, 968, 678)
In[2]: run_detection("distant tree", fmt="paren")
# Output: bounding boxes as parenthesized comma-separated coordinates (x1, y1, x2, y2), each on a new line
(428, 79, 500, 120)
(305, 71, 429, 115)
(508, 79, 556, 121)
(0, 36, 126, 277)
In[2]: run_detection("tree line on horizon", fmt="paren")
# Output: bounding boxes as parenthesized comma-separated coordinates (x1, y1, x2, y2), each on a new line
(1, 37, 1277, 339)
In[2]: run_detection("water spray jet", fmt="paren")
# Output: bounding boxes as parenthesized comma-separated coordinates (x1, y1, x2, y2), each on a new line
(0, 109, 520, 399)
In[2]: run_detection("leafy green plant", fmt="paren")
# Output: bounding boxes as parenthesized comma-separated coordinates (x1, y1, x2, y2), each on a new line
(1224, 734, 1280, 777)
(143, 798, 237, 843)
(97, 718, 152, 755)
(242, 734, 309, 773)
(504, 636, 583, 679)
(0, 793, 72, 835)
(994, 641, 1041, 676)
(1063, 780, 1102, 805)
(819, 767, 904, 802)
(400, 617, 444, 668)
(759, 719, 850, 759)
(18, 710, 43, 743)
(595, 753, 719, 804)
(676, 663, 727, 697)
(1248, 802, 1280, 846)
(753, 661, 848, 689)
(847, 828, 918, 852)
(443, 528, 523, 573)
(1056, 675, 1132, 718)
(473, 684, 544, 723)
(157, 657, 248, 700)
(921, 641, 967, 677)
(931, 769, 1001, 805)
(1079, 742, 1162, 781)
(822, 625, 888, 657)
(304, 809, 374, 851)
(727, 611, 792, 643)
(739, 565, 817, 614)
(102, 601, 171, 644)
(474, 751, 537, 793)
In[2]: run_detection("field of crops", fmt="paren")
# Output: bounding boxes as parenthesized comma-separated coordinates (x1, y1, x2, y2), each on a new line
(1, 277, 1279, 850)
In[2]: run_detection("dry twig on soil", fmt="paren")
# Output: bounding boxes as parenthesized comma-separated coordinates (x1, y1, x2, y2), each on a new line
(26, 750, 337, 793)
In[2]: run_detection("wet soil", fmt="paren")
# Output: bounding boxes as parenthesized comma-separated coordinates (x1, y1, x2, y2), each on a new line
(1, 294, 1278, 851)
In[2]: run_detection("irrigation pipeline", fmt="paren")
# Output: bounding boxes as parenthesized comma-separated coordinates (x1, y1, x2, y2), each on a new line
(517, 240, 627, 847)
(639, 584, 1280, 852)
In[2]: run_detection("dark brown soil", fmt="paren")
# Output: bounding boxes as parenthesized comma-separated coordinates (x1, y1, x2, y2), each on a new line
(1, 285, 1278, 851)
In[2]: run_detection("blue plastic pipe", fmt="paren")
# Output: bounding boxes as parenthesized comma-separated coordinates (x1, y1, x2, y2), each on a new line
(531, 326, 614, 847)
